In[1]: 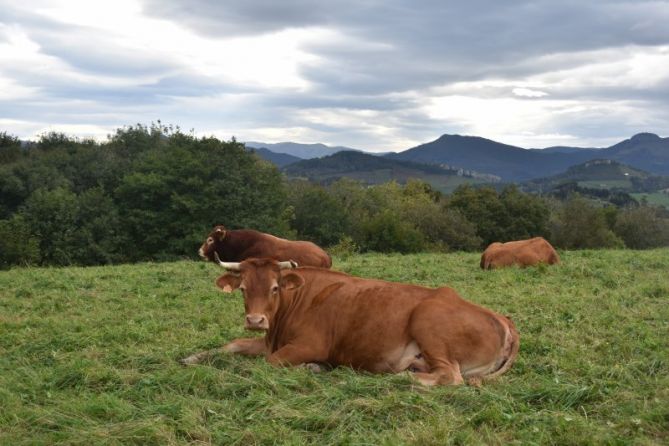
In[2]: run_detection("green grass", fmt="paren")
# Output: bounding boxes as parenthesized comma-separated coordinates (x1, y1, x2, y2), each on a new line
(1, 250, 668, 445)
(577, 180, 633, 190)
(631, 192, 669, 209)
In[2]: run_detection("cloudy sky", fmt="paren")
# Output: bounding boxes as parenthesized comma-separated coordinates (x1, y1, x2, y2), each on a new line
(1, 0, 668, 152)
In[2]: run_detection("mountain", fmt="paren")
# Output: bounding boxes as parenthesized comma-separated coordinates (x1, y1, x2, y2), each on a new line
(282, 150, 498, 193)
(386, 134, 596, 181)
(245, 141, 361, 159)
(249, 147, 302, 167)
(601, 133, 669, 175)
(387, 133, 669, 181)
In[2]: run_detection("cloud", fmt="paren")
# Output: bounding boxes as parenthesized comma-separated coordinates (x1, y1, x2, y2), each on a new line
(0, 0, 668, 151)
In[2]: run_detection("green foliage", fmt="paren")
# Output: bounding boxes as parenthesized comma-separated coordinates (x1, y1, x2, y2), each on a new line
(0, 131, 22, 164)
(447, 184, 550, 246)
(361, 209, 425, 253)
(1, 250, 668, 444)
(549, 194, 624, 249)
(0, 215, 39, 269)
(115, 134, 289, 260)
(614, 205, 669, 249)
(288, 181, 350, 246)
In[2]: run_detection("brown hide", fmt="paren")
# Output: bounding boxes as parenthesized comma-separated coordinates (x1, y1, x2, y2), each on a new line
(199, 225, 331, 268)
(480, 237, 559, 269)
(217, 259, 519, 386)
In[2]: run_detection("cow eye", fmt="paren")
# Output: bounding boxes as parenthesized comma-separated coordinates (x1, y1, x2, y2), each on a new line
(207, 237, 213, 244)
(271, 285, 279, 294)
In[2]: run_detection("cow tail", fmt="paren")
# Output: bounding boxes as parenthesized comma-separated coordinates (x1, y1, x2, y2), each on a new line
(484, 316, 520, 381)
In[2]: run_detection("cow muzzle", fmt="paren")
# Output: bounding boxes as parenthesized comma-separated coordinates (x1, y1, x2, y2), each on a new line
(245, 314, 269, 331)
(198, 247, 206, 259)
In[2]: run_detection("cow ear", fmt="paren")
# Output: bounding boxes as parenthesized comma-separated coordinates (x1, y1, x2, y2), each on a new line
(216, 273, 241, 293)
(215, 228, 227, 240)
(280, 272, 305, 291)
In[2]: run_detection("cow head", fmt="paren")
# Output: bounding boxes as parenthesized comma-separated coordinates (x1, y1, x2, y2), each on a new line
(198, 225, 227, 261)
(215, 257, 303, 331)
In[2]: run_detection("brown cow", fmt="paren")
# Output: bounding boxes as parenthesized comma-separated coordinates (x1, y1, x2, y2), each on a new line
(480, 237, 559, 270)
(181, 258, 519, 386)
(198, 225, 331, 268)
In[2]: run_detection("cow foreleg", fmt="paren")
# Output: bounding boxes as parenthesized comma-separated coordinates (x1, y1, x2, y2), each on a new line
(180, 337, 266, 365)
(267, 344, 323, 368)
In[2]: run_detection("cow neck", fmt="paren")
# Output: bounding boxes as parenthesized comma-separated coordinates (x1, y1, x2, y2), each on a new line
(267, 278, 304, 353)
(218, 231, 248, 261)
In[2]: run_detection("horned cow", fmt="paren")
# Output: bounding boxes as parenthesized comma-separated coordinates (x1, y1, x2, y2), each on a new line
(199, 225, 331, 268)
(182, 258, 519, 386)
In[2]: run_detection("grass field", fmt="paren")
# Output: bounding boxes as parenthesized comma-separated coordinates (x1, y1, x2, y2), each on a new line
(631, 192, 669, 209)
(1, 250, 668, 445)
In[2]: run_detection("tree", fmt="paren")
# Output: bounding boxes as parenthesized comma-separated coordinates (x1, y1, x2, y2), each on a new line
(613, 206, 669, 249)
(289, 182, 349, 246)
(549, 194, 623, 249)
(0, 215, 39, 269)
(115, 133, 290, 260)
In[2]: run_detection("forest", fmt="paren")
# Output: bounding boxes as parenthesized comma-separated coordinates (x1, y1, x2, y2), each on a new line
(2, 123, 669, 269)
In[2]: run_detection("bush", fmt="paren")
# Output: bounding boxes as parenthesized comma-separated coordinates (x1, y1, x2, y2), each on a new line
(447, 184, 550, 246)
(288, 182, 349, 246)
(360, 210, 425, 253)
(613, 206, 669, 249)
(0, 215, 39, 269)
(549, 194, 624, 249)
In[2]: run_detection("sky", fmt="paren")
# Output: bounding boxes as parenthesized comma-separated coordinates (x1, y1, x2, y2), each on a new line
(1, 0, 668, 152)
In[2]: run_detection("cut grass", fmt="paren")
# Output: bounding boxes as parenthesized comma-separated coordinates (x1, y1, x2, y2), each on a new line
(1, 250, 668, 444)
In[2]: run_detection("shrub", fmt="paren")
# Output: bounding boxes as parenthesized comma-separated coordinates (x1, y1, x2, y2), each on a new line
(549, 194, 624, 249)
(0, 215, 39, 269)
(360, 210, 425, 253)
(613, 206, 669, 249)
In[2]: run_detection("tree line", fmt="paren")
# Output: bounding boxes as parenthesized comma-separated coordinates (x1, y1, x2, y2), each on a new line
(1, 124, 669, 269)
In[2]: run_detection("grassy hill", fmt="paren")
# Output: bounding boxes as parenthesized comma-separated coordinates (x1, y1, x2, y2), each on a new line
(283, 150, 497, 193)
(2, 250, 668, 444)
(524, 159, 652, 192)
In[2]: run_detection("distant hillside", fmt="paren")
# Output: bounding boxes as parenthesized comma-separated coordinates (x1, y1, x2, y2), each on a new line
(387, 133, 669, 181)
(522, 159, 669, 208)
(386, 134, 596, 181)
(524, 159, 653, 192)
(602, 133, 669, 175)
(245, 141, 361, 159)
(249, 147, 302, 167)
(282, 150, 498, 193)
(529, 146, 601, 154)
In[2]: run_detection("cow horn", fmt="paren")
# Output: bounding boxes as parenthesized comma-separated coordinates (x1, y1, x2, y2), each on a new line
(278, 260, 298, 269)
(214, 252, 241, 271)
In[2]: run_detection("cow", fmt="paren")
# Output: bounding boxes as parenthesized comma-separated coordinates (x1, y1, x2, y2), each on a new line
(198, 225, 331, 268)
(480, 237, 560, 270)
(181, 258, 519, 386)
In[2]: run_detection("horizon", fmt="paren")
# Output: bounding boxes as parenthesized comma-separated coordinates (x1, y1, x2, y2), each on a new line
(1, 1, 669, 152)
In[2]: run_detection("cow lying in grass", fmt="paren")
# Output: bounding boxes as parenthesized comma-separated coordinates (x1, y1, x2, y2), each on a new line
(181, 258, 519, 386)
(480, 237, 560, 269)
(199, 225, 331, 268)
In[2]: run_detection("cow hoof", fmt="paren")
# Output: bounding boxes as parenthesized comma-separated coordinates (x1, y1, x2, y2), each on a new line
(179, 356, 199, 366)
(303, 362, 324, 373)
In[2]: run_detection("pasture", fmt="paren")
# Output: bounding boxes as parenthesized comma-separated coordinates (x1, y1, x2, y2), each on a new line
(1, 250, 668, 445)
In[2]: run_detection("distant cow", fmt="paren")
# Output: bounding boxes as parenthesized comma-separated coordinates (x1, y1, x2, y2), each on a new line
(480, 237, 559, 269)
(182, 258, 519, 386)
(198, 225, 331, 268)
